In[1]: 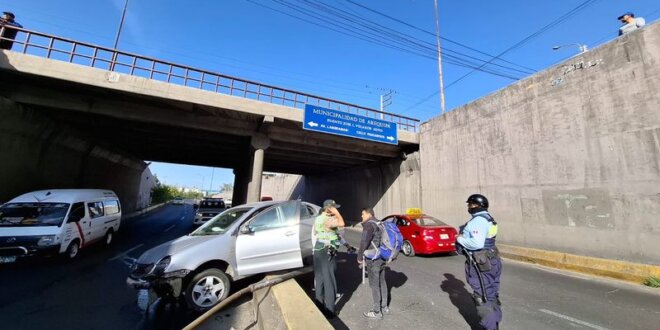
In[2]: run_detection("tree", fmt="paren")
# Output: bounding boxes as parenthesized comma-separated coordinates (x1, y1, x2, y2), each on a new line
(220, 183, 233, 192)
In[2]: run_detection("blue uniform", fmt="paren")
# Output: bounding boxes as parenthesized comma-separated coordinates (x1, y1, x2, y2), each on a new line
(458, 211, 502, 330)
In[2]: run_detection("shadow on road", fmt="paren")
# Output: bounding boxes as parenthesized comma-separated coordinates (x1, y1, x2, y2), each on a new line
(385, 266, 408, 306)
(440, 273, 481, 330)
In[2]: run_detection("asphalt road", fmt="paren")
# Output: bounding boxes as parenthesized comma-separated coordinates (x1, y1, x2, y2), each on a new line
(297, 229, 660, 330)
(0, 203, 227, 330)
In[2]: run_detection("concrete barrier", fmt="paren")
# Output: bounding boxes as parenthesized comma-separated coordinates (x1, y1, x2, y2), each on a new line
(255, 276, 332, 330)
(123, 203, 165, 220)
(499, 244, 660, 284)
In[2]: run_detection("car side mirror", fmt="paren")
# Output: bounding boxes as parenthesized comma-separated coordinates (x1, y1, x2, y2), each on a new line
(193, 204, 199, 210)
(240, 226, 254, 235)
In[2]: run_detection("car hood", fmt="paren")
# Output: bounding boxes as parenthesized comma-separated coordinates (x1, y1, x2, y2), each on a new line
(137, 235, 217, 264)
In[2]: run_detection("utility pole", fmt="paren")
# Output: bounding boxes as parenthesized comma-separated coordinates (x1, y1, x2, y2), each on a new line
(114, 0, 129, 49)
(209, 168, 215, 192)
(433, 0, 446, 114)
(380, 90, 394, 119)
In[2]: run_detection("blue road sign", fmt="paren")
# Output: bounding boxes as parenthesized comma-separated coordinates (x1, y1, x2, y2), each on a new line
(303, 104, 398, 145)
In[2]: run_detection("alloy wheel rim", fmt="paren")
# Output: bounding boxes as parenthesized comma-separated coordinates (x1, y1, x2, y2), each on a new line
(192, 276, 225, 307)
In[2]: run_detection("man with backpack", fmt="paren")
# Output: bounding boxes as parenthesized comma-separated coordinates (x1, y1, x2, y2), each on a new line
(357, 207, 390, 319)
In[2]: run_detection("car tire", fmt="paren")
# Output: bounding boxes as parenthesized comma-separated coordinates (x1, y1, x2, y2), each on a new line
(104, 229, 114, 246)
(65, 240, 80, 260)
(402, 240, 415, 257)
(184, 269, 231, 312)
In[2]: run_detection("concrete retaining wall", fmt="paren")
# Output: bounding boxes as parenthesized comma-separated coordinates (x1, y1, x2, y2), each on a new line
(419, 23, 660, 265)
(301, 152, 422, 224)
(0, 97, 147, 212)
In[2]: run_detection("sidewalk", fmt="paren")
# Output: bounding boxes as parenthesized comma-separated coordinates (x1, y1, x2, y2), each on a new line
(123, 203, 165, 220)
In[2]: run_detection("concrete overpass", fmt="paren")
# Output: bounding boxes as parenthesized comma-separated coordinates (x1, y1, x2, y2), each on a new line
(0, 27, 419, 205)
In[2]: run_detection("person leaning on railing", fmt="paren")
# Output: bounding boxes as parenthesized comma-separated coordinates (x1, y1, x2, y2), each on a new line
(0, 11, 22, 50)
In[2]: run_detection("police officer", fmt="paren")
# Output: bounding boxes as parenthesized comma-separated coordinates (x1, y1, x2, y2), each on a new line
(456, 194, 502, 330)
(313, 199, 345, 318)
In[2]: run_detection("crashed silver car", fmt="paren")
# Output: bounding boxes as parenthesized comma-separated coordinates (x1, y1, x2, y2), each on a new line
(126, 200, 319, 311)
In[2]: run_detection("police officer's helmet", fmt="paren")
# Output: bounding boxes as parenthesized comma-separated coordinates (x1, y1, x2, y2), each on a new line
(466, 194, 489, 208)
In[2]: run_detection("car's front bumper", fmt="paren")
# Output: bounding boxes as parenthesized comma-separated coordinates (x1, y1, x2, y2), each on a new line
(127, 270, 191, 297)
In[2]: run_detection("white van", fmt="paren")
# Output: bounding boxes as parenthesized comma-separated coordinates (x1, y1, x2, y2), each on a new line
(0, 189, 122, 263)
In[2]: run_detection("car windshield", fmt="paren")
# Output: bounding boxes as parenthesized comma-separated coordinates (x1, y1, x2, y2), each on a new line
(0, 203, 71, 227)
(414, 216, 448, 227)
(191, 207, 250, 236)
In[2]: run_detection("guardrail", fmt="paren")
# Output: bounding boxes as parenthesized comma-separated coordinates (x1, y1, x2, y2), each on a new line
(0, 26, 420, 132)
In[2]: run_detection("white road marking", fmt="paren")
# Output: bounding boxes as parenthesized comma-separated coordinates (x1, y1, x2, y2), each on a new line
(109, 244, 144, 261)
(164, 225, 176, 232)
(540, 309, 611, 330)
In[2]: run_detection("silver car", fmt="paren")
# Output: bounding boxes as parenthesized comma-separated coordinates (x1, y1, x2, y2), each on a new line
(127, 200, 319, 311)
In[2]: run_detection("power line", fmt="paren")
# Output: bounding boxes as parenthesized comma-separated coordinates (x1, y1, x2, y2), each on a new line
(343, 0, 537, 73)
(253, 0, 525, 79)
(297, 0, 533, 76)
(403, 0, 601, 114)
(444, 0, 601, 90)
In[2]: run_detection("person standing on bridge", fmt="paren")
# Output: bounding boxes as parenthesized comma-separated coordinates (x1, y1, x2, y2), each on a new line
(313, 199, 345, 318)
(0, 11, 22, 50)
(456, 194, 502, 330)
(618, 11, 645, 36)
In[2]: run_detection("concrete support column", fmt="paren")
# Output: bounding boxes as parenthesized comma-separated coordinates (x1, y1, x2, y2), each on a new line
(246, 133, 270, 203)
(232, 167, 249, 206)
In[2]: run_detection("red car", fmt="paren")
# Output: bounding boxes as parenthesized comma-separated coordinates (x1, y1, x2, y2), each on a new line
(383, 209, 458, 257)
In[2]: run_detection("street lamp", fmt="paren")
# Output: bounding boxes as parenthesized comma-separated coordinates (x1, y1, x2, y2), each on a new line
(552, 43, 588, 54)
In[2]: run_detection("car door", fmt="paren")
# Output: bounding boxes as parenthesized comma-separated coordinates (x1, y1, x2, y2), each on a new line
(86, 201, 105, 242)
(390, 216, 411, 241)
(235, 201, 302, 276)
(299, 203, 317, 258)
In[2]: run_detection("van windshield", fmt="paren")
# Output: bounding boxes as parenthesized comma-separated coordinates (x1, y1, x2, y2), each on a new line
(192, 208, 250, 236)
(0, 203, 70, 227)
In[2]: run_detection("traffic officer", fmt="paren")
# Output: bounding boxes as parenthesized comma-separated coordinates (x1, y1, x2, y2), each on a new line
(456, 194, 502, 330)
(313, 199, 345, 318)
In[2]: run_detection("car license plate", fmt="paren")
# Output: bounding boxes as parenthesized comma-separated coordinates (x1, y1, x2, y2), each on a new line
(0, 256, 17, 264)
(440, 234, 449, 240)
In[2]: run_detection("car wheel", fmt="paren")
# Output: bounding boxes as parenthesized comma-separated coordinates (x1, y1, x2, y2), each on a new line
(65, 240, 80, 260)
(104, 230, 114, 246)
(402, 240, 415, 257)
(184, 269, 231, 312)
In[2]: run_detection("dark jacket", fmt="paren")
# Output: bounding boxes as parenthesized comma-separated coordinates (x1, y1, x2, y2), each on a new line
(357, 217, 381, 260)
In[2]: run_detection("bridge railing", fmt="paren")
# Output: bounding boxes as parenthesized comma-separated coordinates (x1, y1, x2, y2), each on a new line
(0, 26, 420, 132)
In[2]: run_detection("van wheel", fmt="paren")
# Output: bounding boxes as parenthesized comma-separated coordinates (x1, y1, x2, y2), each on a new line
(402, 240, 415, 257)
(65, 241, 80, 260)
(184, 269, 230, 312)
(104, 230, 114, 246)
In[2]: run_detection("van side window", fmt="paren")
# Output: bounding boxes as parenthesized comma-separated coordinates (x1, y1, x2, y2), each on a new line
(68, 202, 85, 223)
(104, 200, 120, 215)
(88, 202, 104, 219)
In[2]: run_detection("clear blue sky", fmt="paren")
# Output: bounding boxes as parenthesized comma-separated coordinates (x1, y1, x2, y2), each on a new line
(3, 0, 658, 188)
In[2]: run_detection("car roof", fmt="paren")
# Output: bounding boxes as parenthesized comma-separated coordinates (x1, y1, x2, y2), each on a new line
(231, 200, 320, 210)
(8, 189, 118, 204)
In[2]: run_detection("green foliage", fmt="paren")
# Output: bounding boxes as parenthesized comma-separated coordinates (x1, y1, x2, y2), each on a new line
(151, 184, 203, 204)
(151, 184, 177, 204)
(644, 276, 660, 288)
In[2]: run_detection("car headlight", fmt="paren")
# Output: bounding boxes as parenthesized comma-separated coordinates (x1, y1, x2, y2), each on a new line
(37, 235, 57, 247)
(152, 256, 171, 275)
